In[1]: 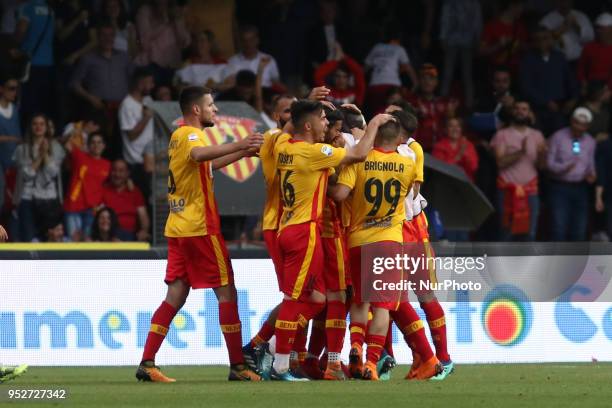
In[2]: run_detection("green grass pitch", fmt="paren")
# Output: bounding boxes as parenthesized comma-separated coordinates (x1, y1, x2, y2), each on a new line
(2, 364, 612, 407)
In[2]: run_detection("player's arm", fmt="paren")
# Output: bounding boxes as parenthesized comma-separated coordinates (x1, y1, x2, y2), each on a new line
(211, 150, 250, 170)
(328, 164, 356, 202)
(408, 140, 425, 195)
(190, 133, 263, 163)
(340, 113, 395, 166)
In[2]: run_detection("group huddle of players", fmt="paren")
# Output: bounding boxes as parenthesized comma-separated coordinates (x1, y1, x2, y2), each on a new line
(135, 85, 454, 382)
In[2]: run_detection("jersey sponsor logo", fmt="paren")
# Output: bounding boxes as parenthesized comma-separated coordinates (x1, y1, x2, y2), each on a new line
(168, 198, 185, 213)
(172, 115, 261, 183)
(321, 145, 333, 157)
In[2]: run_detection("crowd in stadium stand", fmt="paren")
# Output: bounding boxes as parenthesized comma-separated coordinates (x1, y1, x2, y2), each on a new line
(1, 0, 612, 243)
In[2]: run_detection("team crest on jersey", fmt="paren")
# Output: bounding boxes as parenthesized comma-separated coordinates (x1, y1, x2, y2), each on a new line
(321, 145, 333, 157)
(173, 115, 260, 182)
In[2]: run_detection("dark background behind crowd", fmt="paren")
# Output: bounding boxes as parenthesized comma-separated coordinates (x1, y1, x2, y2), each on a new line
(2, 0, 612, 244)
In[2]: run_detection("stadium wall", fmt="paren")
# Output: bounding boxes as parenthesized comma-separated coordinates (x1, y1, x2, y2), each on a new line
(1, 257, 611, 366)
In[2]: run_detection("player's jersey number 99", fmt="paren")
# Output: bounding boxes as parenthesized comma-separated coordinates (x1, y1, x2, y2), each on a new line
(364, 177, 401, 217)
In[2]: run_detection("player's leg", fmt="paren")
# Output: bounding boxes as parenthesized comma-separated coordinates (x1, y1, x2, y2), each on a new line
(137, 237, 189, 382)
(362, 306, 389, 381)
(272, 222, 325, 380)
(347, 246, 367, 378)
(302, 308, 326, 379)
(322, 236, 348, 380)
(377, 321, 396, 381)
(413, 213, 453, 377)
(391, 301, 442, 380)
(137, 279, 189, 382)
(213, 284, 261, 381)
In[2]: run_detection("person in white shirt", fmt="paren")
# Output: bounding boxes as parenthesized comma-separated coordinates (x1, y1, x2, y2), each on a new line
(540, 0, 594, 62)
(365, 25, 417, 88)
(223, 25, 283, 89)
(118, 67, 155, 197)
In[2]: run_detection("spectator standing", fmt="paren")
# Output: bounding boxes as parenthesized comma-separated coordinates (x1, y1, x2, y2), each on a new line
(439, 0, 482, 110)
(100, 159, 149, 241)
(97, 0, 138, 57)
(313, 44, 365, 106)
(134, 0, 190, 85)
(63, 133, 110, 241)
(11, 113, 65, 241)
(583, 80, 611, 142)
(70, 21, 132, 157)
(14, 0, 54, 122)
(118, 67, 155, 199)
(364, 24, 417, 115)
(491, 101, 547, 241)
(519, 26, 578, 137)
(480, 0, 528, 74)
(407, 63, 459, 152)
(305, 0, 348, 72)
(174, 30, 230, 91)
(472, 66, 515, 132)
(0, 77, 21, 214)
(540, 0, 594, 65)
(216, 70, 257, 108)
(88, 206, 120, 241)
(577, 13, 612, 91)
(547, 107, 596, 241)
(224, 25, 282, 90)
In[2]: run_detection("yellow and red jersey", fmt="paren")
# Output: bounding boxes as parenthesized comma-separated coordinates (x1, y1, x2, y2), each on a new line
(260, 128, 292, 231)
(338, 148, 416, 248)
(274, 140, 346, 232)
(321, 197, 343, 238)
(164, 126, 221, 237)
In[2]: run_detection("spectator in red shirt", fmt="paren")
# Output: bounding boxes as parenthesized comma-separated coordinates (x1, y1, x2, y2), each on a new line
(63, 132, 111, 241)
(406, 63, 459, 151)
(101, 159, 150, 242)
(480, 0, 528, 74)
(433, 117, 479, 181)
(577, 13, 612, 91)
(313, 44, 365, 106)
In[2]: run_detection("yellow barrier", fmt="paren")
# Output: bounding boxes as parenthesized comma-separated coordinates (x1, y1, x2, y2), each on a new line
(0, 242, 151, 251)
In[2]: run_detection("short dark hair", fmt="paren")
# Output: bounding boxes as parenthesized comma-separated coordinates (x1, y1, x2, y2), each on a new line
(324, 106, 343, 127)
(376, 120, 400, 143)
(129, 67, 153, 91)
(179, 86, 212, 114)
(236, 70, 257, 87)
(272, 93, 294, 111)
(391, 110, 418, 134)
(339, 106, 364, 132)
(290, 100, 323, 129)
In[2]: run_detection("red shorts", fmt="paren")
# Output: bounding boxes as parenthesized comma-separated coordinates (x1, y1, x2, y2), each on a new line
(263, 229, 283, 289)
(322, 235, 349, 292)
(349, 242, 405, 311)
(165, 234, 234, 289)
(403, 217, 437, 290)
(277, 222, 325, 301)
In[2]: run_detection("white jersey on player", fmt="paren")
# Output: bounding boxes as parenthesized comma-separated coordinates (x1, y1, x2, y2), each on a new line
(397, 138, 428, 221)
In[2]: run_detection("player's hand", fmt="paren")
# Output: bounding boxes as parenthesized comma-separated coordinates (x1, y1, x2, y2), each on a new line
(368, 113, 396, 127)
(241, 132, 264, 151)
(0, 225, 8, 242)
(341, 103, 361, 114)
(320, 100, 336, 111)
(308, 86, 330, 101)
